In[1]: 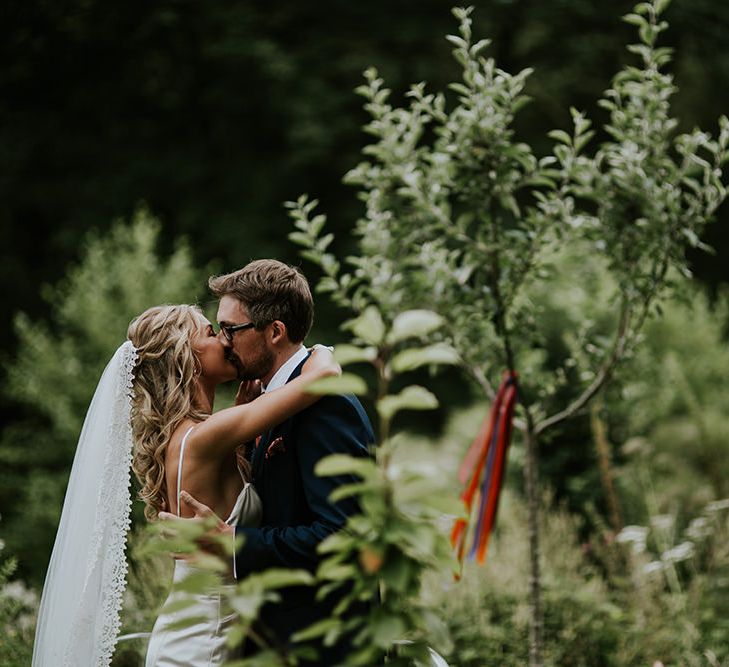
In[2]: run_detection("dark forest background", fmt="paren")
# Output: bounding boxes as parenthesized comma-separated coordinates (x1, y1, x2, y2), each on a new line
(2, 0, 727, 352)
(1, 0, 728, 578)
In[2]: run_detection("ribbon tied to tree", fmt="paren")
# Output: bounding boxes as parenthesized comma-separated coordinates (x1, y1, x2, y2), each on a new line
(451, 371, 518, 572)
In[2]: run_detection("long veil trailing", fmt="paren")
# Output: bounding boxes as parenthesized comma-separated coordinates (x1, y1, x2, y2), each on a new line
(32, 341, 138, 667)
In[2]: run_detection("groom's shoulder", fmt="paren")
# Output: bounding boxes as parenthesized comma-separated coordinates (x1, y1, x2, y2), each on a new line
(305, 391, 369, 422)
(299, 392, 373, 436)
(288, 354, 373, 432)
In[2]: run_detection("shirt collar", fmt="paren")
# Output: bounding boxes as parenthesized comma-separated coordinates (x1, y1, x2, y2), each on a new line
(262, 345, 308, 393)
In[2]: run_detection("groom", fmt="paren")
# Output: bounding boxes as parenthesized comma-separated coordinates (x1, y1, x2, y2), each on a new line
(183, 259, 374, 664)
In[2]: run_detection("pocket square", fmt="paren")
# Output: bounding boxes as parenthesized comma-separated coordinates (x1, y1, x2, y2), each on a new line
(265, 436, 286, 460)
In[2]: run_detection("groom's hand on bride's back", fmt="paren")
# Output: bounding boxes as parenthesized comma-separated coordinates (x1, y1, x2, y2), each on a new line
(158, 491, 234, 570)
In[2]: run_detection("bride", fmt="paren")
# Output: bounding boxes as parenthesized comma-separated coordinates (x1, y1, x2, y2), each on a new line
(31, 303, 339, 667)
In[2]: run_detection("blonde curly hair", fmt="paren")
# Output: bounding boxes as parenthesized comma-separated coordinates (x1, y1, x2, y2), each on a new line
(127, 304, 209, 520)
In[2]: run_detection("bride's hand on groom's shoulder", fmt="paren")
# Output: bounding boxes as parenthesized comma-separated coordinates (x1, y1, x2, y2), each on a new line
(235, 379, 262, 406)
(303, 344, 340, 378)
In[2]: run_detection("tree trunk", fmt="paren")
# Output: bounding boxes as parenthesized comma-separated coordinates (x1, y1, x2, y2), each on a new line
(524, 426, 543, 667)
(590, 399, 623, 532)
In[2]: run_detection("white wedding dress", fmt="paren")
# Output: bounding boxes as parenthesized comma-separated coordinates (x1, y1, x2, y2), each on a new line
(145, 426, 263, 667)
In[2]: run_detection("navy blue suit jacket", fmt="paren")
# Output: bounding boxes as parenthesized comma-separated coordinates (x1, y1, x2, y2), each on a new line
(234, 355, 375, 661)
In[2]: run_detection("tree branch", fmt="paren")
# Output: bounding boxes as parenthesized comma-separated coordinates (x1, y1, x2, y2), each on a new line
(534, 300, 631, 436)
(468, 363, 497, 401)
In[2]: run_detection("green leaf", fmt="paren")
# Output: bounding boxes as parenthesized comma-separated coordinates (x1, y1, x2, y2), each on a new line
(225, 623, 248, 650)
(371, 612, 406, 649)
(333, 344, 378, 366)
(548, 129, 572, 146)
(184, 552, 228, 573)
(402, 523, 437, 557)
(390, 343, 460, 373)
(346, 305, 386, 345)
(379, 556, 412, 592)
(316, 578, 349, 602)
(292, 618, 342, 643)
(309, 213, 327, 237)
(574, 130, 595, 154)
(159, 596, 200, 615)
(419, 493, 467, 517)
(288, 231, 312, 248)
(377, 385, 439, 421)
(160, 615, 212, 632)
(229, 592, 266, 619)
(173, 570, 220, 594)
(318, 531, 357, 555)
(622, 13, 648, 28)
(305, 373, 368, 396)
(291, 646, 320, 662)
(444, 34, 467, 50)
(469, 38, 491, 55)
(318, 562, 357, 582)
(315, 453, 378, 481)
(387, 310, 444, 344)
(329, 481, 372, 503)
(253, 568, 315, 590)
(654, 0, 671, 16)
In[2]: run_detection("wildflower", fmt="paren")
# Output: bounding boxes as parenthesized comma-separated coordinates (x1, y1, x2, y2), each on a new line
(686, 517, 712, 541)
(1, 580, 38, 607)
(705, 498, 729, 513)
(643, 561, 664, 575)
(661, 541, 694, 563)
(616, 525, 648, 553)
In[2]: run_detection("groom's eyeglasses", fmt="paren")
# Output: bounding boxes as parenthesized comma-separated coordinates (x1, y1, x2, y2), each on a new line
(218, 322, 256, 342)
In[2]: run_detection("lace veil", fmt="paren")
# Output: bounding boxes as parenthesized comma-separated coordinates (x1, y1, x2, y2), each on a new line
(32, 341, 138, 667)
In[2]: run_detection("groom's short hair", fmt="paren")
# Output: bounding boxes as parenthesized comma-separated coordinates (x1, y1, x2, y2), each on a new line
(209, 259, 314, 343)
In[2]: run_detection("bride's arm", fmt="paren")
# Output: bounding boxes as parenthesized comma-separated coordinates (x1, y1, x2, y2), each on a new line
(192, 347, 340, 457)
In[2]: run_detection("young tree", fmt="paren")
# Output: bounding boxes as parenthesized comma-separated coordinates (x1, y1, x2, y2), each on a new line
(288, 1, 728, 664)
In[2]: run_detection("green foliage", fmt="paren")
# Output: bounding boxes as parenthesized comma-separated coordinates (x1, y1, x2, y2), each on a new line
(0, 207, 208, 583)
(408, 402, 729, 666)
(288, 2, 729, 663)
(0, 542, 36, 666)
(289, 1, 728, 425)
(7, 206, 205, 441)
(617, 289, 729, 505)
(298, 307, 459, 665)
(3, 0, 729, 371)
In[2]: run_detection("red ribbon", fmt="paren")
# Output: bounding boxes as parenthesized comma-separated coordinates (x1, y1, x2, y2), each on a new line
(451, 371, 518, 571)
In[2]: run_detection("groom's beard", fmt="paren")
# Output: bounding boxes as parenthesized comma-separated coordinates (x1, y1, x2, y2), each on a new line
(226, 347, 275, 381)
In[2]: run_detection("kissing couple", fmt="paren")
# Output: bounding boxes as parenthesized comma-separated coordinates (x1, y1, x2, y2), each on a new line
(32, 259, 375, 666)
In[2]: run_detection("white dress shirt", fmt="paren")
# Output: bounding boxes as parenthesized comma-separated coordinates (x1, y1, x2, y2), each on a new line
(262, 345, 308, 393)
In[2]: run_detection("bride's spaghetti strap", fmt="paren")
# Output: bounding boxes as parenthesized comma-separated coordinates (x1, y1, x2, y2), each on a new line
(176, 426, 195, 517)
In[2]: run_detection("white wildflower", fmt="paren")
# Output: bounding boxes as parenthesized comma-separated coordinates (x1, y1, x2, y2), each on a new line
(616, 525, 648, 553)
(686, 517, 712, 541)
(705, 498, 729, 513)
(643, 561, 665, 575)
(661, 541, 695, 563)
(1, 580, 38, 607)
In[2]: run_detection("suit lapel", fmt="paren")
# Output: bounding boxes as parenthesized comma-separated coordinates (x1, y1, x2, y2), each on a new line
(251, 353, 311, 482)
(252, 431, 270, 481)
